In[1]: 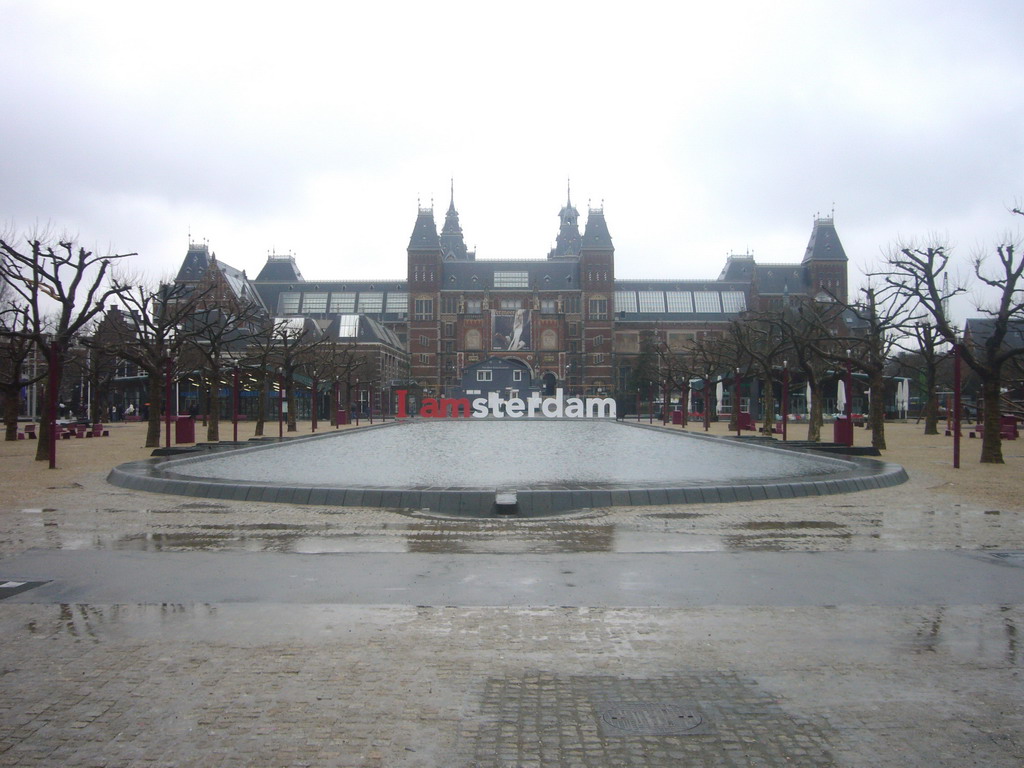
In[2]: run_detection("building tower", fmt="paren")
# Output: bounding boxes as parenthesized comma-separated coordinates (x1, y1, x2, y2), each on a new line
(579, 205, 615, 394)
(407, 206, 443, 394)
(802, 216, 849, 304)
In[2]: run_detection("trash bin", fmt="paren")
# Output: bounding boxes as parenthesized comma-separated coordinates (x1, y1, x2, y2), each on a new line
(671, 410, 682, 425)
(336, 409, 349, 425)
(175, 415, 195, 444)
(833, 417, 852, 446)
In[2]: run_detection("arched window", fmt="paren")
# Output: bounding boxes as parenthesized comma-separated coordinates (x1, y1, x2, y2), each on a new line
(541, 329, 558, 350)
(465, 329, 482, 350)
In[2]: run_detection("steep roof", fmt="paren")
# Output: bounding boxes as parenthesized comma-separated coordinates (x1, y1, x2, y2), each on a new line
(408, 207, 441, 251)
(581, 207, 613, 251)
(175, 243, 212, 282)
(256, 254, 304, 282)
(802, 217, 848, 263)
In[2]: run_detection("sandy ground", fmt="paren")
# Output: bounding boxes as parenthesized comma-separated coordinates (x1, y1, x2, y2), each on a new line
(1, 416, 1020, 513)
(1, 418, 1021, 767)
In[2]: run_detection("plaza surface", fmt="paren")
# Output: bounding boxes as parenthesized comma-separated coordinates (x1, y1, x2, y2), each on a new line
(0, 420, 1022, 767)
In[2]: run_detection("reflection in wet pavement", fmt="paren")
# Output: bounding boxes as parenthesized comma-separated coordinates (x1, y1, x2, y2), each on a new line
(12, 602, 1023, 668)
(407, 521, 614, 554)
(10, 502, 1021, 555)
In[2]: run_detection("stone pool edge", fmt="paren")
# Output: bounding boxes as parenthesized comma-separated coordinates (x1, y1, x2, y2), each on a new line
(106, 421, 909, 518)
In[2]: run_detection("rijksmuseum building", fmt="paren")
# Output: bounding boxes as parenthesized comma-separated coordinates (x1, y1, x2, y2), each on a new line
(180, 188, 849, 401)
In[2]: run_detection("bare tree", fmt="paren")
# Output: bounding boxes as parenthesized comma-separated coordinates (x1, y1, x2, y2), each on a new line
(186, 304, 263, 442)
(0, 303, 47, 440)
(272, 318, 332, 432)
(728, 315, 788, 434)
(782, 298, 846, 442)
(95, 276, 211, 447)
(891, 321, 951, 435)
(298, 336, 365, 426)
(653, 340, 698, 427)
(882, 212, 1024, 462)
(0, 235, 132, 461)
(805, 284, 919, 451)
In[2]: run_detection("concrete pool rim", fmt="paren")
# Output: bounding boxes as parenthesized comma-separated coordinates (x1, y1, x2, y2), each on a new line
(106, 420, 909, 517)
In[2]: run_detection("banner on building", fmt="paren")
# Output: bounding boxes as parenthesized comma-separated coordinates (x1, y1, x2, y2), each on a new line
(491, 309, 531, 351)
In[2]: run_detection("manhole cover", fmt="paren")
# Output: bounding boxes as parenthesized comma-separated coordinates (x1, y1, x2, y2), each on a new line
(989, 552, 1024, 567)
(596, 703, 706, 736)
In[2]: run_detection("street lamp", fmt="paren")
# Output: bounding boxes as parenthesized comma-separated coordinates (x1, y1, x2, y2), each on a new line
(844, 349, 854, 447)
(278, 369, 284, 439)
(232, 366, 239, 443)
(953, 333, 962, 469)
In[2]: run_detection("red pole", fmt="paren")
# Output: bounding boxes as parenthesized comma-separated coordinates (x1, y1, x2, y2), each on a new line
(953, 342, 962, 469)
(232, 367, 239, 443)
(164, 358, 173, 449)
(47, 342, 60, 469)
(333, 382, 340, 428)
(782, 363, 789, 442)
(369, 384, 374, 424)
(704, 378, 710, 432)
(734, 369, 741, 437)
(311, 376, 318, 433)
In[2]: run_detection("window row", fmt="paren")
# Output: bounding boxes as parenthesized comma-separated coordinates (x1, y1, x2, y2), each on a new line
(278, 292, 407, 315)
(612, 290, 747, 314)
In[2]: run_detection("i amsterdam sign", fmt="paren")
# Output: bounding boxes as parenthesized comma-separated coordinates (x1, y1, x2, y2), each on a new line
(396, 388, 617, 419)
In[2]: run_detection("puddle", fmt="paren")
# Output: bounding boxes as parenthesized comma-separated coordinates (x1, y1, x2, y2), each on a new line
(406, 521, 614, 554)
(740, 521, 846, 530)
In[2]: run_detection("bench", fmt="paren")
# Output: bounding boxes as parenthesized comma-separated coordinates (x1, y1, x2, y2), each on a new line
(968, 417, 1019, 440)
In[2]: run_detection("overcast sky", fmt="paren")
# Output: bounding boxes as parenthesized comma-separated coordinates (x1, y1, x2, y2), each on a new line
(2, 1, 1023, 318)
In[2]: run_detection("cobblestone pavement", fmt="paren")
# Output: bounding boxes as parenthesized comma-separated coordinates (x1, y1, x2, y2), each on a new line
(0, 435, 1022, 766)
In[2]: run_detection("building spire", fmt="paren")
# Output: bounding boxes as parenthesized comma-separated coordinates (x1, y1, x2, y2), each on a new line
(549, 183, 582, 258)
(440, 179, 472, 261)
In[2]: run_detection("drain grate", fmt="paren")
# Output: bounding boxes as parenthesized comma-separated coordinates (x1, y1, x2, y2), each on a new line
(596, 702, 707, 736)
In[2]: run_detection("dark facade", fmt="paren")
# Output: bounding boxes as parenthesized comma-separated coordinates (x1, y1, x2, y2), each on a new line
(171, 190, 851, 401)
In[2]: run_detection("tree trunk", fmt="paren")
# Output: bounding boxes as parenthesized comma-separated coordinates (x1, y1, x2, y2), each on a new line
(761, 373, 775, 433)
(923, 366, 939, 435)
(807, 382, 822, 442)
(3, 385, 20, 441)
(980, 375, 1004, 464)
(255, 373, 266, 437)
(35, 382, 51, 462)
(286, 380, 297, 432)
(145, 373, 162, 448)
(869, 368, 886, 451)
(207, 368, 220, 442)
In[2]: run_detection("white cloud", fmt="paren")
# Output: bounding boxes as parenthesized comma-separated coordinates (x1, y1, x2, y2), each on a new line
(1, 0, 1022, 321)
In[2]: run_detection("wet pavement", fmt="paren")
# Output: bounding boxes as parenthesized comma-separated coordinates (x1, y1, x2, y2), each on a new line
(1, 454, 1023, 766)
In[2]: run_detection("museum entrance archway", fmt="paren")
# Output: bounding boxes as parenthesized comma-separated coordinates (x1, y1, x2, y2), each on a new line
(542, 372, 557, 396)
